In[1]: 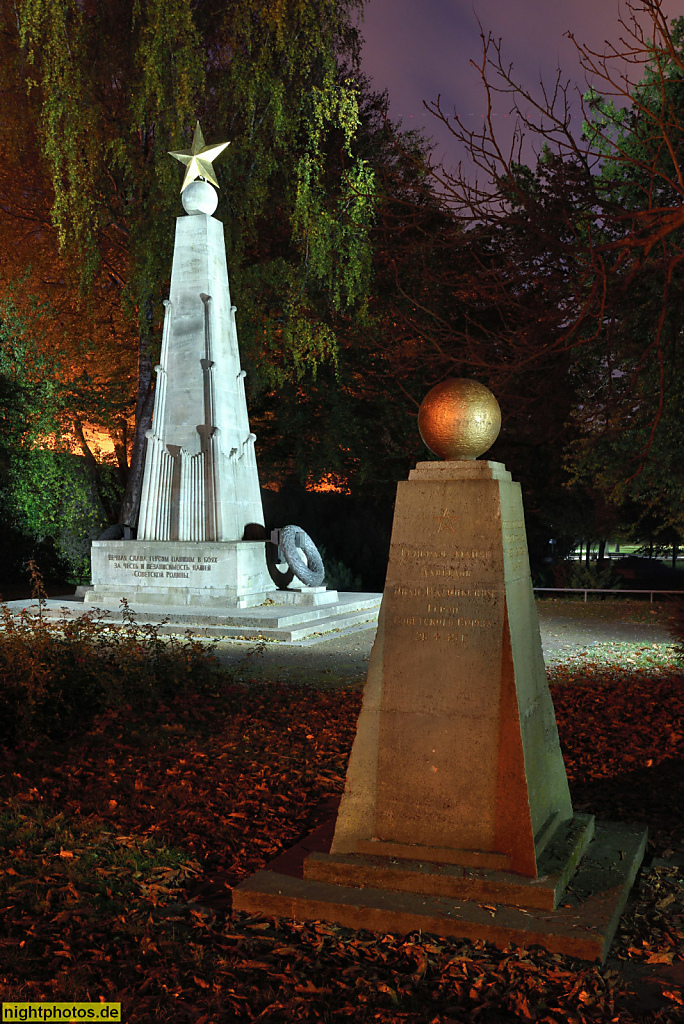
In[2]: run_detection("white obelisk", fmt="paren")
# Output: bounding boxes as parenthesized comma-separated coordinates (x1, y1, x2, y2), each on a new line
(137, 202, 264, 540)
(87, 123, 276, 609)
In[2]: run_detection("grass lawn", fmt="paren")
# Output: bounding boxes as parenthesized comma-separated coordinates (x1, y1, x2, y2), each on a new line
(0, 608, 682, 1022)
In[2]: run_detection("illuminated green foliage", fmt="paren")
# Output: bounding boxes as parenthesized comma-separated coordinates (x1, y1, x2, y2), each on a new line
(0, 301, 108, 579)
(10, 0, 374, 368)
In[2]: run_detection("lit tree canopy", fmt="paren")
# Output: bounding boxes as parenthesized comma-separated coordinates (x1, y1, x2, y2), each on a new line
(2, 0, 378, 525)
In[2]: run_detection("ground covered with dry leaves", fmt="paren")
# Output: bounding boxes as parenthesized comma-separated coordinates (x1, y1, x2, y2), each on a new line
(0, 641, 683, 1022)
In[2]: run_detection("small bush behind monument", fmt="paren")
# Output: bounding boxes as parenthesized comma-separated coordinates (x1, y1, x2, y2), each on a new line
(317, 545, 362, 591)
(568, 560, 623, 592)
(552, 559, 623, 593)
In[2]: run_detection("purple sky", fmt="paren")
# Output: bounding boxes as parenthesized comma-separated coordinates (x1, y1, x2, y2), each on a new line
(357, 0, 681, 173)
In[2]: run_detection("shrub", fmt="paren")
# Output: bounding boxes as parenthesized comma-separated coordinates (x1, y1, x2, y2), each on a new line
(567, 561, 622, 591)
(0, 592, 223, 748)
(318, 545, 362, 591)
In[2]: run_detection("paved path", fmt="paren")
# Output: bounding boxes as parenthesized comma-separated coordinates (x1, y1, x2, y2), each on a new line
(214, 601, 673, 687)
(538, 606, 671, 661)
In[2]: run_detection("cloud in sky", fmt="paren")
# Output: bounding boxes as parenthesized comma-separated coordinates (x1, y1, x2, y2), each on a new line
(358, 0, 682, 170)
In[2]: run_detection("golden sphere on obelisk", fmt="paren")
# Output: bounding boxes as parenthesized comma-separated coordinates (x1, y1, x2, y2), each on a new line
(418, 378, 501, 460)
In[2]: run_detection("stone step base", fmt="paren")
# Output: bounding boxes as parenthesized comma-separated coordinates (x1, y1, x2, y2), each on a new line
(2, 593, 382, 643)
(150, 607, 381, 642)
(83, 583, 339, 611)
(232, 817, 647, 963)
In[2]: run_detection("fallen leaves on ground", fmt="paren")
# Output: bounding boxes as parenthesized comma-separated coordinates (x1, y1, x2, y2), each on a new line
(0, 662, 683, 1022)
(549, 657, 684, 854)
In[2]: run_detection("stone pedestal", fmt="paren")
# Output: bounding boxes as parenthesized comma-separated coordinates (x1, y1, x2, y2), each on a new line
(233, 460, 647, 960)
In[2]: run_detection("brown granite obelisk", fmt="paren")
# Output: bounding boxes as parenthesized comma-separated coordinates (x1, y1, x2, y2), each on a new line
(327, 457, 574, 876)
(233, 380, 647, 962)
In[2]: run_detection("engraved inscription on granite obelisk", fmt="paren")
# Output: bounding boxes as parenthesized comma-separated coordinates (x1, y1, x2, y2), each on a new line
(86, 122, 276, 609)
(233, 378, 647, 961)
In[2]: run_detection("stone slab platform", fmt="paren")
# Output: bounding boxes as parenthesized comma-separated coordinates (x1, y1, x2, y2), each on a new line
(306, 814, 596, 911)
(232, 817, 647, 963)
(1, 592, 382, 643)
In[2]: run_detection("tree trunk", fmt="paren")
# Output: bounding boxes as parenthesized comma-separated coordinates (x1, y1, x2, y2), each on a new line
(112, 417, 130, 489)
(118, 310, 156, 532)
(72, 414, 98, 471)
(598, 539, 606, 565)
(673, 541, 678, 571)
(585, 540, 591, 564)
(73, 413, 108, 525)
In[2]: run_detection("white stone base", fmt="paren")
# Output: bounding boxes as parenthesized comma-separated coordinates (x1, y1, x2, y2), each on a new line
(6, 591, 381, 643)
(87, 541, 340, 611)
(87, 540, 278, 609)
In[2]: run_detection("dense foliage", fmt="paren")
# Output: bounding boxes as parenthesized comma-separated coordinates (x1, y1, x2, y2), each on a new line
(367, 2, 684, 558)
(4, 0, 684, 570)
(0, 0, 387, 526)
(565, 16, 684, 536)
(0, 301, 116, 581)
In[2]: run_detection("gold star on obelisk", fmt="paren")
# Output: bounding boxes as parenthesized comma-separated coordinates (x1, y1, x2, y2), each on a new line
(168, 121, 230, 193)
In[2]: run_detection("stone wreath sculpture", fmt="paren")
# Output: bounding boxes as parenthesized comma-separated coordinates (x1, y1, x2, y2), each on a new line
(268, 525, 325, 589)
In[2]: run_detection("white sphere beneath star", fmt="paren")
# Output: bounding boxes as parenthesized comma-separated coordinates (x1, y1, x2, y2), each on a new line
(182, 180, 218, 216)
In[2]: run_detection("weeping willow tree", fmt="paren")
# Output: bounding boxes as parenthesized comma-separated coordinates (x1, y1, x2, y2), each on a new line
(4, 0, 376, 527)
